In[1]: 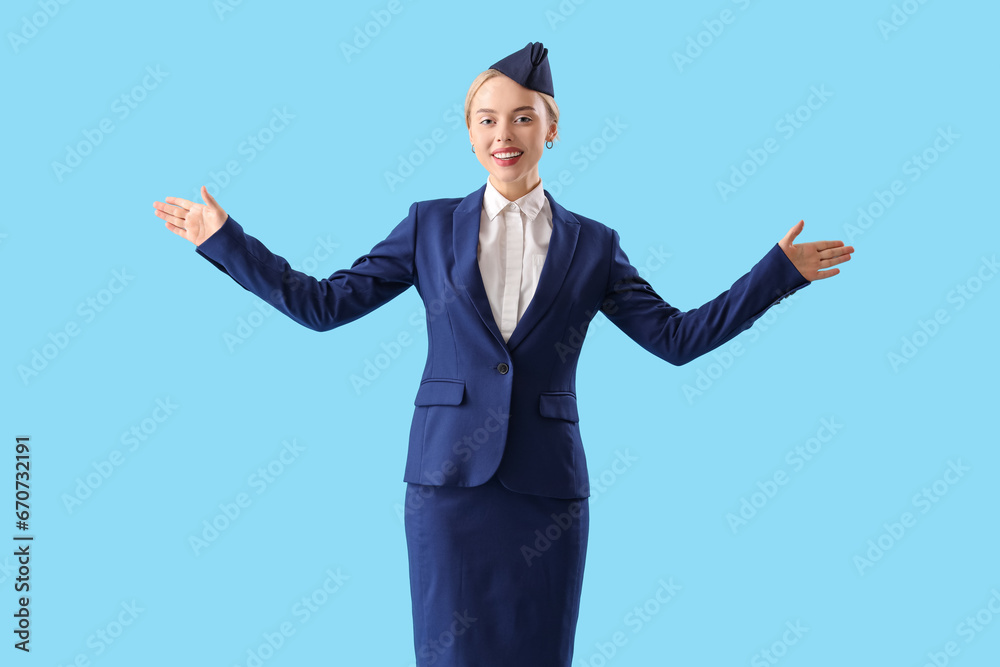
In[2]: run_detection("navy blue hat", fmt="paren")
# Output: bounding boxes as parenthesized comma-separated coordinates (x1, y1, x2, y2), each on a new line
(489, 42, 554, 99)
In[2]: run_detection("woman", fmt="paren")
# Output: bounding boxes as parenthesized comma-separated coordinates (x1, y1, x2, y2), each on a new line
(153, 42, 852, 667)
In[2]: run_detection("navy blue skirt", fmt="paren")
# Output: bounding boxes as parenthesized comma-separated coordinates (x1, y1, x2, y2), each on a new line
(404, 472, 589, 666)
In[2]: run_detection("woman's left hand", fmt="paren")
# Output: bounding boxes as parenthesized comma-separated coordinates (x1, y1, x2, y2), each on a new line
(779, 220, 854, 281)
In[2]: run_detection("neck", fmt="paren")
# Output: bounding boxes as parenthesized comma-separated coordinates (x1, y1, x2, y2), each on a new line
(489, 173, 541, 202)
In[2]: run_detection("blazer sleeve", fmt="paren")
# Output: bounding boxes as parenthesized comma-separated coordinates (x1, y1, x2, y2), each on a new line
(193, 203, 418, 332)
(600, 230, 811, 365)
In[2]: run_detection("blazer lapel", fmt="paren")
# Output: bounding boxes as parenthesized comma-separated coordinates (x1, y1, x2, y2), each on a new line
(506, 190, 580, 351)
(452, 185, 581, 352)
(453, 184, 506, 347)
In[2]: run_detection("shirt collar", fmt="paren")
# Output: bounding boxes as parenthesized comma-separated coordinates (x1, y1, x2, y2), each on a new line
(483, 177, 546, 223)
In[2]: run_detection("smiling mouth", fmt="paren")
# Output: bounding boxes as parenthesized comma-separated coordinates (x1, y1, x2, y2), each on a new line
(492, 151, 524, 167)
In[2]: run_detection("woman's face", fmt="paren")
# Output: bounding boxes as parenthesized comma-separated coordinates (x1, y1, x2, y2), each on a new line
(469, 74, 557, 200)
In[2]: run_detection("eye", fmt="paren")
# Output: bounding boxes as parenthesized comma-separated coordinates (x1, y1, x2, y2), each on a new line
(478, 116, 532, 126)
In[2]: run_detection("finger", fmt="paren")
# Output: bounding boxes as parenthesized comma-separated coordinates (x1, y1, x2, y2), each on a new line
(153, 207, 186, 224)
(811, 240, 846, 251)
(821, 254, 852, 268)
(812, 267, 841, 280)
(153, 201, 184, 218)
(200, 185, 218, 209)
(824, 246, 856, 262)
(164, 220, 188, 237)
(201, 185, 218, 206)
(780, 220, 804, 246)
(818, 246, 852, 260)
(164, 196, 196, 211)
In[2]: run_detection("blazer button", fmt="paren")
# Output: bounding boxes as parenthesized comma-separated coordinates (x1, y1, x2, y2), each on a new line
(497, 363, 510, 375)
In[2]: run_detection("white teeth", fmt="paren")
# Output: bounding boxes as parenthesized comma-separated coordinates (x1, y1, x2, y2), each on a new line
(494, 151, 522, 159)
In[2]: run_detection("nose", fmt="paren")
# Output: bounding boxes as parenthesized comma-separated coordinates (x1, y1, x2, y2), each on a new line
(493, 119, 515, 143)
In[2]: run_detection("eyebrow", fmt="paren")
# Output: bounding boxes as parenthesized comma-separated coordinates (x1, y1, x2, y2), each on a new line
(474, 106, 537, 115)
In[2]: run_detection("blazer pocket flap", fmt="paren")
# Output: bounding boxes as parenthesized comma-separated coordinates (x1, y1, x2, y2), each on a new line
(414, 378, 465, 406)
(539, 392, 579, 422)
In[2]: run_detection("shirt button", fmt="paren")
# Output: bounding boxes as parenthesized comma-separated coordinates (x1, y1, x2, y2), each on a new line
(497, 363, 510, 375)
(508, 203, 517, 211)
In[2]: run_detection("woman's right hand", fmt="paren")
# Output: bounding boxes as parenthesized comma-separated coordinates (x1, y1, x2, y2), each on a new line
(153, 185, 229, 247)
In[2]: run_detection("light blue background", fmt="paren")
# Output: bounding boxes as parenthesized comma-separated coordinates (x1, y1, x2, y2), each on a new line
(3, 0, 998, 665)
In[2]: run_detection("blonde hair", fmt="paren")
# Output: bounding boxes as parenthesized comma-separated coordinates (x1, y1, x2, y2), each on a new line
(464, 69, 560, 143)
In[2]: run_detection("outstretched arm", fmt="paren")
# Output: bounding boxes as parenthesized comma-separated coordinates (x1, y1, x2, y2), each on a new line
(601, 221, 852, 365)
(152, 186, 417, 332)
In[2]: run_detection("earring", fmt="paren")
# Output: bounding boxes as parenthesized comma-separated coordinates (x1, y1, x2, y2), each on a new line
(471, 145, 476, 153)
(545, 140, 553, 149)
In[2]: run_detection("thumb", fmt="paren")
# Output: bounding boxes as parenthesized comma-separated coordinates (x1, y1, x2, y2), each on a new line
(201, 185, 219, 209)
(780, 220, 804, 247)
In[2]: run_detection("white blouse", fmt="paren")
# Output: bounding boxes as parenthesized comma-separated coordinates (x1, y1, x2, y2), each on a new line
(477, 178, 553, 342)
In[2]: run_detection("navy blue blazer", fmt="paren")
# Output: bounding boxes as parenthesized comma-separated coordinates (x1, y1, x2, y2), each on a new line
(195, 184, 811, 498)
